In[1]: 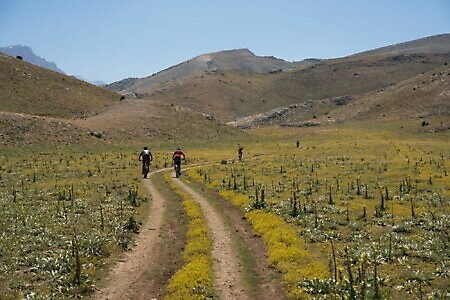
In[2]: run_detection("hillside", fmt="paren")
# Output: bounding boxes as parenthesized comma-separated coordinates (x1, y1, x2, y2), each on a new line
(0, 53, 121, 118)
(0, 45, 65, 74)
(354, 33, 450, 57)
(229, 66, 450, 129)
(106, 34, 450, 123)
(122, 52, 449, 122)
(107, 49, 311, 93)
(0, 53, 242, 147)
(2, 34, 449, 147)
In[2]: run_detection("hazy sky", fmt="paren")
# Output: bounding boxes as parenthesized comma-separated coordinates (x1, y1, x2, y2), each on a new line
(1, 0, 449, 83)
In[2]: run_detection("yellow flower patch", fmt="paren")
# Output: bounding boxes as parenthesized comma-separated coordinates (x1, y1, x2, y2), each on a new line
(219, 190, 249, 208)
(245, 204, 328, 298)
(165, 179, 214, 299)
(165, 255, 213, 300)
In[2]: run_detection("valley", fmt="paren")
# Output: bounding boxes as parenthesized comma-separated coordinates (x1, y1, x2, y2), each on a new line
(0, 34, 449, 299)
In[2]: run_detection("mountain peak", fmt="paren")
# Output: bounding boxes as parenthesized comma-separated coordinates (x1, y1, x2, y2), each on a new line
(0, 45, 65, 74)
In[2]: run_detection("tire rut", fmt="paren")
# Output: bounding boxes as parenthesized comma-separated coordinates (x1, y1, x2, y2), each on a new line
(94, 173, 166, 300)
(171, 177, 248, 300)
(94, 166, 284, 300)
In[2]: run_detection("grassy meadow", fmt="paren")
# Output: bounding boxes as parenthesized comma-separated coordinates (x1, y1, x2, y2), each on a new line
(0, 120, 448, 299)
(0, 147, 150, 298)
(188, 121, 449, 299)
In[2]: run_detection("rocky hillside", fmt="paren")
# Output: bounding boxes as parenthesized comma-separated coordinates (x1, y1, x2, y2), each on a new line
(105, 34, 450, 124)
(229, 66, 450, 129)
(107, 49, 312, 94)
(0, 53, 242, 147)
(0, 45, 65, 74)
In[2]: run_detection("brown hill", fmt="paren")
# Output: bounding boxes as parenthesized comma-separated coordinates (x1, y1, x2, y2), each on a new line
(126, 52, 449, 122)
(107, 49, 312, 94)
(353, 33, 450, 57)
(2, 34, 449, 146)
(229, 66, 450, 128)
(107, 34, 450, 123)
(0, 53, 121, 118)
(72, 98, 241, 144)
(0, 54, 242, 146)
(320, 66, 450, 124)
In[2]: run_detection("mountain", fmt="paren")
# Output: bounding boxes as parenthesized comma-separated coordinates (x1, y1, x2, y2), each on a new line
(106, 49, 312, 93)
(106, 34, 450, 123)
(74, 75, 107, 86)
(0, 53, 120, 118)
(0, 53, 241, 147)
(0, 45, 65, 74)
(1, 34, 449, 147)
(353, 33, 450, 57)
(111, 52, 449, 122)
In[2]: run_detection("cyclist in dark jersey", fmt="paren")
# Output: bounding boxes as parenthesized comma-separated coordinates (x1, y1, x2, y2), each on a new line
(238, 144, 244, 160)
(139, 147, 153, 178)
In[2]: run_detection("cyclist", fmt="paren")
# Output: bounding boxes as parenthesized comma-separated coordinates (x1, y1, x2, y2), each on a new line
(139, 146, 153, 178)
(172, 148, 185, 177)
(238, 144, 244, 160)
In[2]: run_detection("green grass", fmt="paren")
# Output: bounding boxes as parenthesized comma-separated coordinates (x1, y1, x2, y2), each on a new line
(187, 121, 449, 299)
(0, 121, 448, 298)
(0, 147, 147, 298)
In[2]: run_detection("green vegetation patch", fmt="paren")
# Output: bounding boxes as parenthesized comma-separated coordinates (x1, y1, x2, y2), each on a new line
(0, 147, 146, 299)
(187, 124, 449, 299)
(164, 173, 214, 299)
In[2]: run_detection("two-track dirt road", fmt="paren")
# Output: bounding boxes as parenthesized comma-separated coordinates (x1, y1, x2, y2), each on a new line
(93, 168, 285, 300)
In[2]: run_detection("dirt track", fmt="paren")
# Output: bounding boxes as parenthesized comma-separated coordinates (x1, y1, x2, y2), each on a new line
(94, 171, 166, 299)
(93, 168, 285, 300)
(171, 178, 247, 299)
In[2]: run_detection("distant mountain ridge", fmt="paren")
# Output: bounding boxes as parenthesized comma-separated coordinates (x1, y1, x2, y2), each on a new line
(0, 45, 65, 74)
(353, 33, 450, 57)
(107, 34, 449, 96)
(0, 33, 448, 146)
(106, 33, 450, 123)
(107, 48, 313, 92)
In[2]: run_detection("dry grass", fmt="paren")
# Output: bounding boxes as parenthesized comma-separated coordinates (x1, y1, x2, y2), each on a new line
(0, 54, 120, 118)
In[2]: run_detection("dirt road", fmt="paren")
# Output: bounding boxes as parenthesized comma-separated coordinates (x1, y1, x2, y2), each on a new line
(93, 169, 285, 299)
(94, 172, 166, 300)
(171, 177, 247, 299)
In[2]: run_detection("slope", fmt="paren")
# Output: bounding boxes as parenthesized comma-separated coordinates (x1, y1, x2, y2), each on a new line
(229, 66, 450, 128)
(0, 53, 121, 119)
(353, 33, 450, 57)
(106, 34, 450, 123)
(0, 45, 65, 74)
(134, 52, 449, 122)
(0, 53, 243, 147)
(107, 49, 310, 93)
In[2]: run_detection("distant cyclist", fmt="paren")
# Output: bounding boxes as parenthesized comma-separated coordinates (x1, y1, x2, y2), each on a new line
(238, 144, 244, 160)
(172, 148, 185, 177)
(139, 146, 153, 178)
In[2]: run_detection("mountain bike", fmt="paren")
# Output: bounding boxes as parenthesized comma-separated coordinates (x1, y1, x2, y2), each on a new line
(142, 161, 150, 178)
(173, 160, 182, 178)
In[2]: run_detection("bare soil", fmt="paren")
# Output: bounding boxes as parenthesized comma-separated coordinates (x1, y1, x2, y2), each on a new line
(93, 171, 167, 299)
(93, 168, 285, 299)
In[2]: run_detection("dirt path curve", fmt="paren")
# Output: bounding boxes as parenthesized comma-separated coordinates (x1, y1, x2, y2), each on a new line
(171, 177, 248, 300)
(94, 171, 166, 300)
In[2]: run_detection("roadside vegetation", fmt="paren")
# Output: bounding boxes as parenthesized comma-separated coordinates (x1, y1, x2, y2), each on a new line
(0, 147, 148, 298)
(163, 172, 214, 299)
(0, 120, 448, 299)
(187, 122, 449, 299)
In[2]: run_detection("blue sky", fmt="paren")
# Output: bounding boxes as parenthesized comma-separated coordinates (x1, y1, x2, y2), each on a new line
(1, 0, 449, 83)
